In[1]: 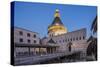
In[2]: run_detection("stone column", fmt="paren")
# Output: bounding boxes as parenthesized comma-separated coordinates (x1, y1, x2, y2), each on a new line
(28, 47, 31, 56)
(34, 48, 36, 55)
(39, 48, 41, 55)
(49, 48, 51, 53)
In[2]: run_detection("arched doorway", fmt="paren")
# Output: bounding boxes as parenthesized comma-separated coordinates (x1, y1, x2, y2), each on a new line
(68, 42, 72, 52)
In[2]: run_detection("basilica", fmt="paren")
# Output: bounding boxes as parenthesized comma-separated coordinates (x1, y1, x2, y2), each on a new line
(13, 9, 88, 64)
(42, 9, 87, 54)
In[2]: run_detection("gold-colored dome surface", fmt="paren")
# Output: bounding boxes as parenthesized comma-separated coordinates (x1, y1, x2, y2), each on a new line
(48, 9, 67, 37)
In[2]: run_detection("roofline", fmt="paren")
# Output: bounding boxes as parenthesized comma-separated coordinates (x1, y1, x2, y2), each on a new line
(14, 26, 39, 34)
(68, 28, 86, 33)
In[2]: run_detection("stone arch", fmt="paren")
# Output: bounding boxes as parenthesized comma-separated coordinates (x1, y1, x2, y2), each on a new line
(68, 42, 72, 52)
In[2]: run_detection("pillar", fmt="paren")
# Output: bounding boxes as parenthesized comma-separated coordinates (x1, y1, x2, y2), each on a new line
(34, 48, 36, 55)
(28, 47, 31, 56)
(39, 48, 41, 55)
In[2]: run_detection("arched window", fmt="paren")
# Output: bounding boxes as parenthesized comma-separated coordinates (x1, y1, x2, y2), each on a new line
(33, 34, 36, 38)
(27, 33, 30, 37)
(76, 37, 78, 40)
(70, 38, 72, 41)
(19, 31, 23, 35)
(19, 38, 23, 42)
(34, 40, 36, 43)
(83, 36, 85, 39)
(27, 39, 31, 43)
(80, 37, 81, 40)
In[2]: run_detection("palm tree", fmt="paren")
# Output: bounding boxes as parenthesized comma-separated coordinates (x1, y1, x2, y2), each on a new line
(91, 16, 97, 34)
(86, 15, 97, 60)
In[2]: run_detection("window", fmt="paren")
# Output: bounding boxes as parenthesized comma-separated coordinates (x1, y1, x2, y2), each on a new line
(50, 34, 53, 37)
(27, 33, 30, 37)
(65, 39, 67, 42)
(68, 39, 69, 41)
(59, 40, 61, 43)
(27, 39, 31, 43)
(34, 40, 36, 43)
(73, 38, 75, 41)
(19, 31, 23, 35)
(33, 34, 36, 38)
(70, 38, 72, 41)
(19, 38, 23, 42)
(76, 37, 78, 40)
(79, 37, 81, 40)
(83, 36, 85, 39)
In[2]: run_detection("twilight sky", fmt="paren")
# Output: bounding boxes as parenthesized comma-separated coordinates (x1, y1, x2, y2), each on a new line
(14, 1, 97, 38)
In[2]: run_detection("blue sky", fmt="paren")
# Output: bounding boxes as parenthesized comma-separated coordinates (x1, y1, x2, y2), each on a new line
(14, 1, 97, 38)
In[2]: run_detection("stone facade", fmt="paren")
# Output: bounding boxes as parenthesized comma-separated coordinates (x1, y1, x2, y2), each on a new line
(42, 28, 87, 54)
(14, 27, 88, 59)
(14, 27, 40, 44)
(14, 27, 40, 56)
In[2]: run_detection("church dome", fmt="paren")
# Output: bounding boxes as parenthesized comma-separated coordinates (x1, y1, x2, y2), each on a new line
(48, 9, 67, 37)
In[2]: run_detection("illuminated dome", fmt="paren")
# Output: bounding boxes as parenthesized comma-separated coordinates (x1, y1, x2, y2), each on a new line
(48, 9, 67, 37)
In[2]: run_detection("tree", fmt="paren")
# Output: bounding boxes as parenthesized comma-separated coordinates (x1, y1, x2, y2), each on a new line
(91, 16, 97, 34)
(86, 15, 97, 60)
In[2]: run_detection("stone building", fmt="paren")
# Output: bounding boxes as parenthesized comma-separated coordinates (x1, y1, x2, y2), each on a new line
(14, 27, 40, 44)
(14, 9, 88, 58)
(14, 27, 59, 57)
(14, 27, 40, 56)
(42, 28, 87, 53)
(42, 9, 88, 57)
